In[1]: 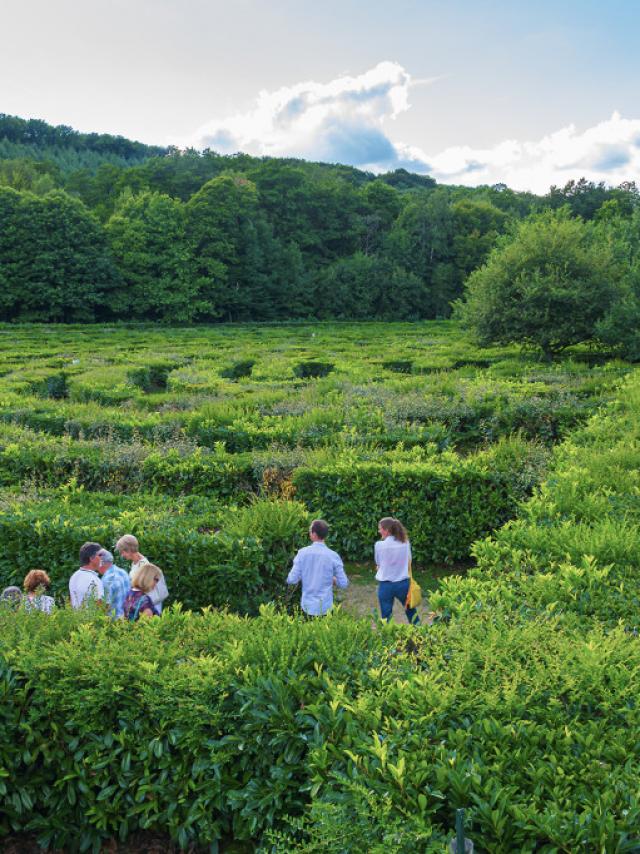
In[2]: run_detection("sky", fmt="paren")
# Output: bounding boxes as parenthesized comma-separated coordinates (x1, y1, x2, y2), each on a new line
(1, 0, 639, 192)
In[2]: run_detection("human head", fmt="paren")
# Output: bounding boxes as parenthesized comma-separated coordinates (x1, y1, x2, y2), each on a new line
(378, 517, 408, 543)
(131, 562, 161, 594)
(79, 542, 103, 569)
(97, 548, 114, 575)
(1, 586, 22, 604)
(309, 519, 329, 542)
(23, 570, 50, 594)
(115, 534, 139, 560)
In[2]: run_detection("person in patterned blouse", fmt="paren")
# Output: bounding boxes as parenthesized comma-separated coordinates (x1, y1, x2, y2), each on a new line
(123, 563, 161, 621)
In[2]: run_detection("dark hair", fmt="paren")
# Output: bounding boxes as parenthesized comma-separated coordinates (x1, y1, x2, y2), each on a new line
(378, 517, 408, 543)
(310, 519, 329, 540)
(24, 569, 50, 593)
(79, 542, 102, 566)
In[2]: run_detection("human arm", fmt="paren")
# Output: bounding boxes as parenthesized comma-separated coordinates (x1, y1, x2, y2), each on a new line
(140, 595, 157, 617)
(333, 555, 349, 589)
(286, 552, 302, 585)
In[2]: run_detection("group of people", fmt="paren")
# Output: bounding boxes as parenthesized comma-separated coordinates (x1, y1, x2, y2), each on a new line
(287, 515, 420, 624)
(1, 517, 420, 624)
(0, 535, 170, 622)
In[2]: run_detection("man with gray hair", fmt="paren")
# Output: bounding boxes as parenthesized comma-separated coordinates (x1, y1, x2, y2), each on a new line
(97, 548, 130, 618)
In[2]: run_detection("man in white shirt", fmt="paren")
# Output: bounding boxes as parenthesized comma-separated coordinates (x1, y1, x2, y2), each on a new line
(69, 542, 105, 609)
(287, 520, 349, 616)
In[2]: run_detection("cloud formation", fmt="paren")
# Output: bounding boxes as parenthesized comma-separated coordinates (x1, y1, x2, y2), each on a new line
(191, 61, 430, 173)
(190, 63, 640, 193)
(430, 113, 640, 191)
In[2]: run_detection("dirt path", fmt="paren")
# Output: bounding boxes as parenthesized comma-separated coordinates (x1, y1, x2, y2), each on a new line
(336, 569, 435, 624)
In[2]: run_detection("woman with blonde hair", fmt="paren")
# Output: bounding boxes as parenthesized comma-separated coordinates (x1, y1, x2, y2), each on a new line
(23, 570, 55, 614)
(115, 534, 169, 613)
(123, 563, 161, 621)
(374, 517, 420, 624)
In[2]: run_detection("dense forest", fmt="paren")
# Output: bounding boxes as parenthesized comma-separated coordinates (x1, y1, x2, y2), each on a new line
(0, 112, 638, 340)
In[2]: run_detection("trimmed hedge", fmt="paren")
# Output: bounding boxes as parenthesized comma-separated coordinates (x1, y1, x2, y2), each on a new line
(0, 607, 639, 851)
(0, 371, 639, 850)
(432, 371, 640, 628)
(293, 439, 546, 562)
(0, 428, 547, 570)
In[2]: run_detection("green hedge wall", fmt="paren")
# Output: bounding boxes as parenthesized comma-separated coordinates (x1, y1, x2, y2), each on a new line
(293, 439, 544, 562)
(0, 608, 639, 851)
(0, 373, 639, 850)
(431, 372, 640, 628)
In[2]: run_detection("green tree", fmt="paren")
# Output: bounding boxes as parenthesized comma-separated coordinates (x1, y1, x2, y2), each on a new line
(385, 188, 456, 316)
(357, 180, 402, 255)
(185, 174, 259, 320)
(456, 209, 622, 357)
(0, 187, 120, 321)
(594, 207, 640, 360)
(545, 178, 638, 221)
(451, 198, 508, 282)
(315, 252, 425, 320)
(106, 191, 196, 322)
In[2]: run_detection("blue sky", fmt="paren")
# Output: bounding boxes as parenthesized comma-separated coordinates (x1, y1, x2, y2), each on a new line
(1, 0, 639, 191)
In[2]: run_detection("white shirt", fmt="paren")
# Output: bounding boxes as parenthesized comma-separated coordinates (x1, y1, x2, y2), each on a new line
(129, 556, 149, 582)
(69, 569, 104, 609)
(374, 535, 411, 582)
(287, 541, 349, 616)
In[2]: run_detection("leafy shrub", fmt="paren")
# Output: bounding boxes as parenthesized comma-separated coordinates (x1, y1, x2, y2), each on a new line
(293, 361, 334, 379)
(127, 362, 175, 392)
(0, 490, 301, 614)
(433, 371, 640, 629)
(2, 608, 640, 850)
(29, 371, 69, 399)
(220, 359, 256, 379)
(293, 438, 545, 563)
(381, 359, 413, 373)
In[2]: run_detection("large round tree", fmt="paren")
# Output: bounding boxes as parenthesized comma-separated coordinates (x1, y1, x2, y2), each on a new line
(456, 210, 622, 357)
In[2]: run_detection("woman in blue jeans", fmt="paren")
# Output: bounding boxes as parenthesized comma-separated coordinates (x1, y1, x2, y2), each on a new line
(375, 517, 420, 624)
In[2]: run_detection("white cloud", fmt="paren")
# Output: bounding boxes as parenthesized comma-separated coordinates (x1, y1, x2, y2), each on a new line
(430, 113, 640, 192)
(189, 63, 640, 193)
(190, 61, 431, 172)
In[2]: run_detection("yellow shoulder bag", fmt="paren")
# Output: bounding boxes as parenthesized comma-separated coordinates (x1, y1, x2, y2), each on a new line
(405, 558, 422, 609)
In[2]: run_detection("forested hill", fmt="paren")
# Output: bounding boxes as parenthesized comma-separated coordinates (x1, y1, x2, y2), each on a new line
(0, 113, 167, 172)
(0, 112, 638, 324)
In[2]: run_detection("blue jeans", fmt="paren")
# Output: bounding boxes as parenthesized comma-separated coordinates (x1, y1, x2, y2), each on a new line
(377, 578, 420, 624)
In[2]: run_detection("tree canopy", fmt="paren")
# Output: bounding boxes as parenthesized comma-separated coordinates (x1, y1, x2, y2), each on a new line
(0, 113, 638, 328)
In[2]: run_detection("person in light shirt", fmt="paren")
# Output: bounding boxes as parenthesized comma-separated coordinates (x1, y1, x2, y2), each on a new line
(287, 519, 349, 616)
(69, 542, 105, 609)
(115, 534, 169, 613)
(375, 517, 420, 624)
(23, 569, 55, 614)
(97, 548, 130, 618)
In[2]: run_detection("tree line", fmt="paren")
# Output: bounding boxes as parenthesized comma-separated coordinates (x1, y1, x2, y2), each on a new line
(0, 114, 638, 331)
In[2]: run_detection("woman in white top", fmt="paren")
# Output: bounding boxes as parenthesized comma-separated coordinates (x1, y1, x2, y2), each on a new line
(23, 569, 55, 614)
(115, 534, 169, 613)
(374, 517, 419, 624)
